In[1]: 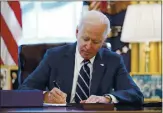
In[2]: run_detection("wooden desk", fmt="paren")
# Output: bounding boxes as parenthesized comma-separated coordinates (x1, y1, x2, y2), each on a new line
(0, 104, 161, 113)
(0, 108, 161, 113)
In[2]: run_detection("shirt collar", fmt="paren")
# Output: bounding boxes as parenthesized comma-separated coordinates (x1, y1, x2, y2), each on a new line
(76, 45, 95, 65)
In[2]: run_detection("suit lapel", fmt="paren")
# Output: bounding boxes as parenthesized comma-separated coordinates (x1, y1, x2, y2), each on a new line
(59, 43, 76, 102)
(59, 44, 105, 101)
(90, 49, 105, 95)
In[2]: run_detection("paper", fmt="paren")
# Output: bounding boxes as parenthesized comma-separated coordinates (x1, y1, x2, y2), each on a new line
(43, 103, 67, 106)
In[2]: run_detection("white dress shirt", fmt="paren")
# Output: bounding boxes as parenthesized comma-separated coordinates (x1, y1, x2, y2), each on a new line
(70, 46, 118, 103)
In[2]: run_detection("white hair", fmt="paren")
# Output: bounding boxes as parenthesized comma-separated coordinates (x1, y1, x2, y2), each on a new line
(78, 10, 111, 38)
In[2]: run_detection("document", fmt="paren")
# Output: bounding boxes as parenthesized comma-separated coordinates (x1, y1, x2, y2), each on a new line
(43, 103, 67, 106)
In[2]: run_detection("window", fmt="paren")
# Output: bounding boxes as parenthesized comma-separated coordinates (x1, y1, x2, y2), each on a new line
(19, 1, 83, 45)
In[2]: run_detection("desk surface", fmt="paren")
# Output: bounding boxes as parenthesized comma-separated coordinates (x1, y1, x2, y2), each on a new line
(0, 104, 162, 113)
(0, 108, 161, 113)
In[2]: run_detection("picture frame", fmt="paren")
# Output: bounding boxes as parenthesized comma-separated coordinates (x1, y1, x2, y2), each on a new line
(9, 66, 18, 89)
(0, 65, 18, 90)
(132, 74, 162, 102)
(0, 65, 11, 90)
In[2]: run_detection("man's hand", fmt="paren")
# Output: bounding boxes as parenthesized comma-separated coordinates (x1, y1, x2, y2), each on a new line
(80, 95, 111, 103)
(44, 88, 67, 104)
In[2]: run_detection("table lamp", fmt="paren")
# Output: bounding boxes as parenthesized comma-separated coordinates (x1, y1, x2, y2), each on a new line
(121, 4, 161, 72)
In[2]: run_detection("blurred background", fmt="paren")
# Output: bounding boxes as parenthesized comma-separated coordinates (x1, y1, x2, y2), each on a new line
(0, 0, 162, 103)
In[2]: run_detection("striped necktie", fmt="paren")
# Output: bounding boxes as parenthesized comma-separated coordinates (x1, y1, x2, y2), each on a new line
(75, 60, 90, 103)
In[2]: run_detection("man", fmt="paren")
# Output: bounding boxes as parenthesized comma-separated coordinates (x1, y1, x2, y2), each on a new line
(19, 10, 143, 104)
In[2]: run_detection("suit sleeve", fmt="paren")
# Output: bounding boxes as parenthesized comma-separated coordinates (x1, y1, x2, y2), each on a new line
(18, 50, 52, 90)
(109, 56, 144, 104)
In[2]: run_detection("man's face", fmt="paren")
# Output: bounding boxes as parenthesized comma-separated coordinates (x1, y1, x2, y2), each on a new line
(77, 23, 106, 60)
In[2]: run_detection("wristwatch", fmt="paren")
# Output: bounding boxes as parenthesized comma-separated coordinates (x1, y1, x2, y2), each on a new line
(104, 94, 112, 103)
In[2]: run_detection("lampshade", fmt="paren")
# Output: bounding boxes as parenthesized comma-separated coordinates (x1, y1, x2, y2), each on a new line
(121, 4, 161, 43)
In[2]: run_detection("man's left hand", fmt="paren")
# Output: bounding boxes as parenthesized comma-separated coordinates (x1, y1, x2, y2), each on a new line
(80, 95, 111, 103)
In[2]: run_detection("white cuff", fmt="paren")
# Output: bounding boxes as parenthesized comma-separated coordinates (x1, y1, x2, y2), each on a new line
(43, 91, 47, 94)
(108, 94, 119, 103)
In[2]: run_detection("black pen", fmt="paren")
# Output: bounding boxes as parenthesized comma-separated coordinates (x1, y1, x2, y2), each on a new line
(53, 81, 60, 89)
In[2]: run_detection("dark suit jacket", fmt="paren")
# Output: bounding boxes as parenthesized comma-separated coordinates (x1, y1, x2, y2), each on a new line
(19, 43, 144, 104)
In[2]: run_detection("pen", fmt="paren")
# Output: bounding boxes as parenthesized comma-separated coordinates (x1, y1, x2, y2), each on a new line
(53, 81, 60, 89)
